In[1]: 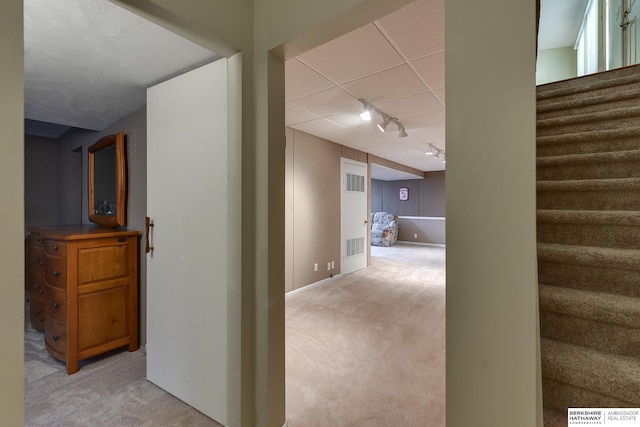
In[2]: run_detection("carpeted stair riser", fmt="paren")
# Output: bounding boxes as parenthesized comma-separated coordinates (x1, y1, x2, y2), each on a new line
(537, 186, 640, 211)
(538, 153, 640, 181)
(537, 243, 640, 272)
(537, 222, 640, 248)
(538, 261, 640, 298)
(541, 338, 640, 405)
(539, 284, 640, 356)
(537, 134, 640, 157)
(543, 378, 637, 414)
(537, 109, 640, 138)
(537, 64, 640, 98)
(538, 88, 640, 121)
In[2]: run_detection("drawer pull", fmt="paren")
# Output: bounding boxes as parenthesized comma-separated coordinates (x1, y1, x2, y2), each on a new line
(34, 310, 41, 315)
(40, 317, 45, 323)
(53, 270, 60, 277)
(37, 239, 44, 244)
(53, 245, 58, 251)
(40, 261, 45, 266)
(34, 257, 40, 263)
(38, 289, 44, 294)
(53, 302, 60, 309)
(52, 335, 60, 341)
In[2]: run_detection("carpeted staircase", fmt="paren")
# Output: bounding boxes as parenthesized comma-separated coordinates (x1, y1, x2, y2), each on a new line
(537, 64, 640, 426)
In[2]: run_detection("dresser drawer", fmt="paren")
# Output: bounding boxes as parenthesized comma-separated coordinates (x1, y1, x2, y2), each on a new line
(45, 285, 67, 323)
(30, 246, 45, 271)
(30, 270, 46, 300)
(45, 257, 67, 289)
(29, 298, 46, 331)
(45, 317, 67, 356)
(45, 240, 67, 258)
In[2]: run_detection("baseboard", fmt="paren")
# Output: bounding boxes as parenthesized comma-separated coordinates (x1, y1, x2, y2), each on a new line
(285, 274, 343, 296)
(397, 240, 446, 248)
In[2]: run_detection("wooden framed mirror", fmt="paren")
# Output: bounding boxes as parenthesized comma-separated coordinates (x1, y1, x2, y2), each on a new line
(88, 132, 126, 227)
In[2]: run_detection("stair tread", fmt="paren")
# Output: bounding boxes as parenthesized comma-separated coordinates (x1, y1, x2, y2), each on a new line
(537, 209, 640, 225)
(539, 284, 640, 328)
(537, 150, 640, 166)
(541, 338, 640, 405)
(537, 127, 640, 145)
(537, 177, 640, 191)
(537, 65, 640, 98)
(537, 105, 640, 128)
(537, 243, 640, 270)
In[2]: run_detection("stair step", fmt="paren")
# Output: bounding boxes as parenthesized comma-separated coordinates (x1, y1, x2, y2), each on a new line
(539, 285, 640, 356)
(537, 127, 640, 146)
(537, 243, 640, 271)
(537, 210, 640, 226)
(537, 106, 640, 137)
(537, 150, 640, 180)
(541, 338, 640, 405)
(537, 178, 640, 210)
(539, 284, 640, 330)
(537, 210, 640, 248)
(543, 378, 638, 415)
(537, 64, 640, 99)
(537, 87, 640, 120)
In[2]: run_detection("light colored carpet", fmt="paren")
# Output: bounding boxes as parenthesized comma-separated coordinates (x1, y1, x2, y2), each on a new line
(24, 302, 221, 427)
(285, 243, 446, 427)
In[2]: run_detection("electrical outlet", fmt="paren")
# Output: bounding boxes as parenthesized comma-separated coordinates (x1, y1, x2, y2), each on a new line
(413, 233, 418, 239)
(327, 262, 331, 270)
(331, 261, 335, 269)
(314, 263, 318, 272)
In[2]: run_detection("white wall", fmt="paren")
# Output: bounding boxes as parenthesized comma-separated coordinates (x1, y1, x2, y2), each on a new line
(537, 46, 578, 85)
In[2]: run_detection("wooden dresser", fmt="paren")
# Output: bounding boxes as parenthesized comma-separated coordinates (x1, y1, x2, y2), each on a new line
(27, 234, 47, 331)
(28, 225, 139, 374)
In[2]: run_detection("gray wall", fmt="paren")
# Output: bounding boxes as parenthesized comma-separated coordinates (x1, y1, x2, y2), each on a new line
(372, 171, 445, 217)
(24, 135, 60, 226)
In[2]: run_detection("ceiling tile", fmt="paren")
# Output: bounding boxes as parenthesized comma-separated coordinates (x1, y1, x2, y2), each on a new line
(297, 23, 404, 84)
(290, 118, 347, 141)
(285, 59, 335, 101)
(376, 0, 444, 60)
(412, 52, 445, 90)
(434, 88, 445, 105)
(285, 102, 320, 126)
(402, 111, 446, 147)
(378, 91, 443, 119)
(289, 86, 362, 118)
(342, 64, 427, 105)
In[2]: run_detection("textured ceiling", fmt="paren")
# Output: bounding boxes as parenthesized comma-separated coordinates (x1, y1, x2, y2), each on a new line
(24, 0, 220, 134)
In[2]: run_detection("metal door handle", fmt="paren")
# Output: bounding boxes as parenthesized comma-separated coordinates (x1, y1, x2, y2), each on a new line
(146, 216, 155, 254)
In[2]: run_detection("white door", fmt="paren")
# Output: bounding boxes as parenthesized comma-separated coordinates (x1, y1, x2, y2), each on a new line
(625, 0, 640, 65)
(608, 0, 640, 67)
(340, 158, 368, 275)
(146, 59, 229, 424)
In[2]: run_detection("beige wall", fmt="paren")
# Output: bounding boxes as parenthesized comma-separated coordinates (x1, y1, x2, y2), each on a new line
(2, 1, 542, 426)
(446, 0, 541, 426)
(536, 46, 577, 85)
(0, 0, 24, 425)
(285, 129, 341, 292)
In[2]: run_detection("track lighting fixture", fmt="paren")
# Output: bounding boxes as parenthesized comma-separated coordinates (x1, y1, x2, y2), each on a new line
(359, 105, 372, 121)
(377, 118, 389, 132)
(426, 144, 446, 163)
(358, 99, 407, 138)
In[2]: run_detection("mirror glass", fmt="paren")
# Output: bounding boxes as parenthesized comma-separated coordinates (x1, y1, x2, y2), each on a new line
(88, 132, 126, 227)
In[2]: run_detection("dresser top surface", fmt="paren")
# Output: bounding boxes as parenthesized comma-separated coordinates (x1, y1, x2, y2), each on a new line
(28, 225, 139, 241)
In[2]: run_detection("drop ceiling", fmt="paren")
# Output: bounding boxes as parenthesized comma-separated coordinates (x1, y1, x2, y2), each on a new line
(24, 0, 584, 177)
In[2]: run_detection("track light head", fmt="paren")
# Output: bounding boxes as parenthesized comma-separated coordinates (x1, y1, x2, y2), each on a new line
(360, 105, 372, 121)
(425, 144, 434, 155)
(398, 127, 408, 138)
(433, 151, 440, 160)
(377, 118, 389, 132)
